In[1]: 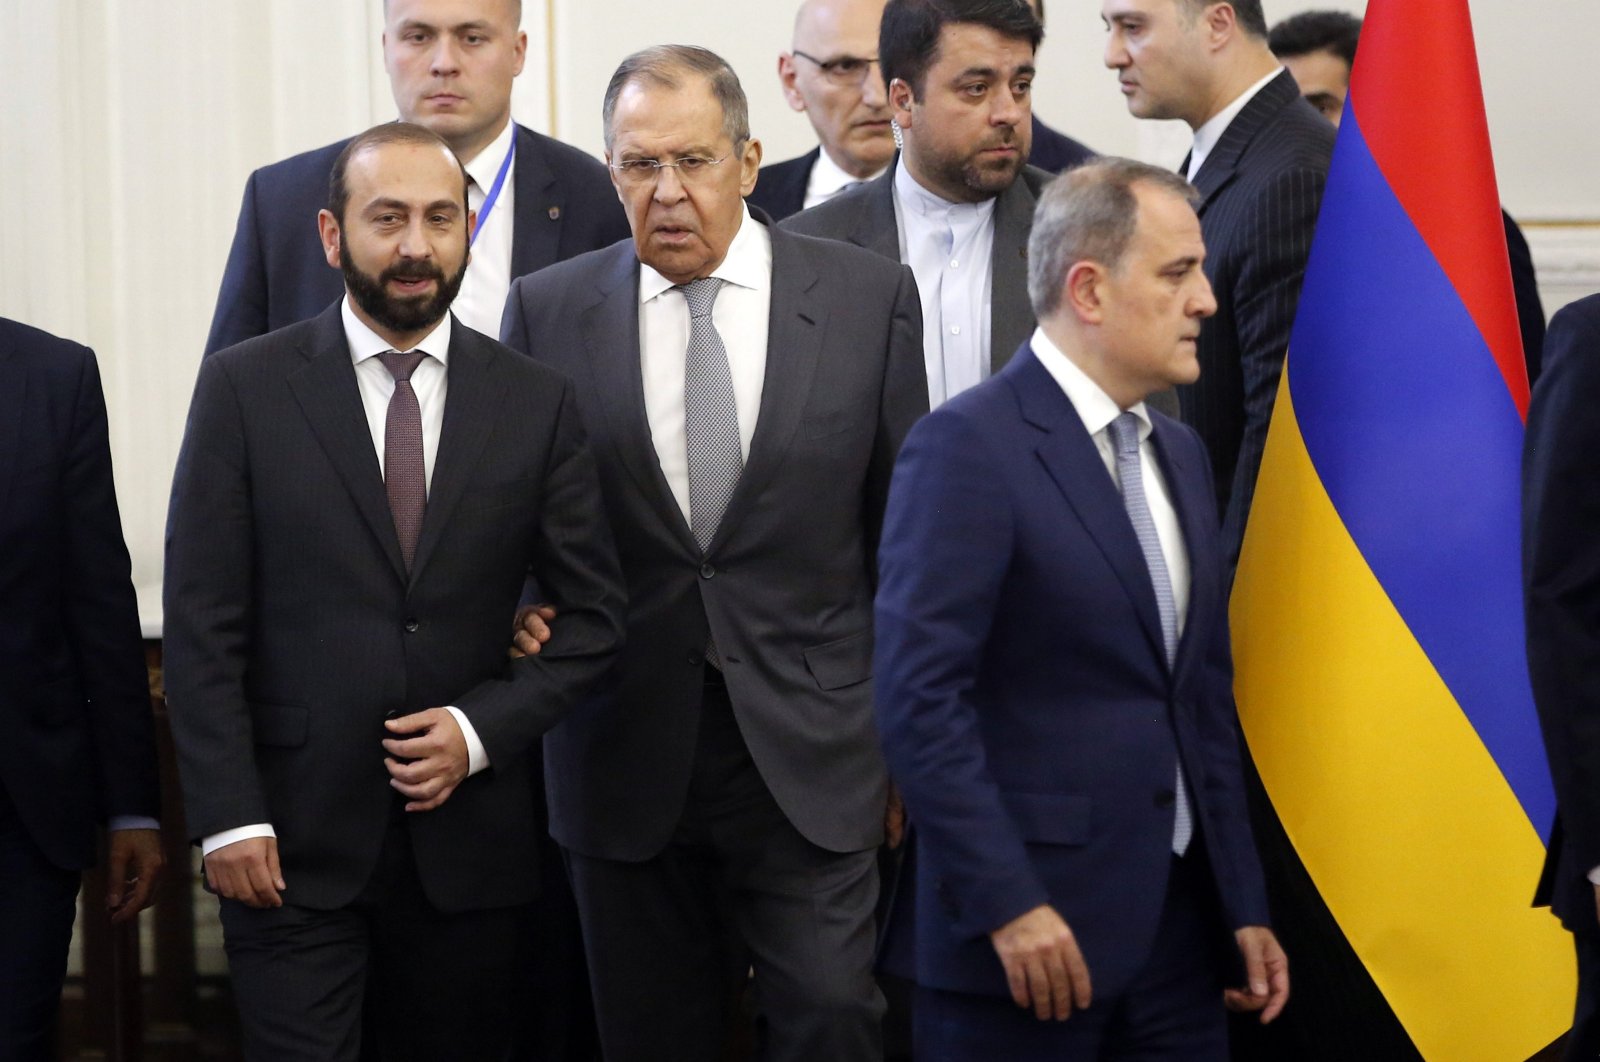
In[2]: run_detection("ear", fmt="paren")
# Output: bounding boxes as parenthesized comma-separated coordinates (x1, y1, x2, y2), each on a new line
(889, 77, 915, 130)
(1064, 260, 1108, 324)
(778, 54, 807, 113)
(317, 209, 342, 271)
(739, 137, 764, 196)
(466, 207, 479, 246)
(1203, 2, 1238, 49)
(511, 30, 528, 77)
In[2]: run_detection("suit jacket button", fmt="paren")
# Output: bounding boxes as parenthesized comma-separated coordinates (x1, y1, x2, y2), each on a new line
(404, 619, 420, 633)
(1155, 790, 1176, 809)
(700, 563, 715, 579)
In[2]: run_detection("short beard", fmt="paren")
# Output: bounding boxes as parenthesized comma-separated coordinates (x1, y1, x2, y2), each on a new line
(913, 129, 1026, 204)
(340, 236, 468, 335)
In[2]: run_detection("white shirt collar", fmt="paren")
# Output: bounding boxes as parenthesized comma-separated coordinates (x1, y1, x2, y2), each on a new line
(341, 295, 453, 365)
(638, 203, 773, 304)
(893, 157, 997, 224)
(1028, 326, 1150, 442)
(806, 148, 886, 202)
(460, 117, 517, 186)
(1188, 67, 1283, 181)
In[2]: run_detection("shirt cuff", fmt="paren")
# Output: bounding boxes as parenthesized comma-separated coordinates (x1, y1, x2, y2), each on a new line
(202, 824, 277, 857)
(108, 815, 160, 832)
(1587, 865, 1600, 885)
(444, 706, 490, 776)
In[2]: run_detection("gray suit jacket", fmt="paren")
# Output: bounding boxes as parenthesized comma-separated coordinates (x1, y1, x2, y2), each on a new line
(500, 215, 928, 859)
(782, 156, 1050, 377)
(165, 306, 626, 912)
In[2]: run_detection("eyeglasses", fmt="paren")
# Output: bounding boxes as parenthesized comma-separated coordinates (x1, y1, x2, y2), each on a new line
(610, 154, 734, 186)
(792, 49, 881, 86)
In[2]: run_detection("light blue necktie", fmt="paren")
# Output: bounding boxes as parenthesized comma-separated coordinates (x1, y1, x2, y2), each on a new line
(1108, 412, 1193, 856)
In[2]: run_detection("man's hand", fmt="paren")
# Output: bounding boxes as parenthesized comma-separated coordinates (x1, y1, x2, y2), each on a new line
(106, 829, 165, 924)
(204, 836, 285, 909)
(884, 784, 906, 850)
(384, 708, 470, 812)
(1225, 925, 1290, 1023)
(989, 904, 1093, 1021)
(509, 603, 557, 660)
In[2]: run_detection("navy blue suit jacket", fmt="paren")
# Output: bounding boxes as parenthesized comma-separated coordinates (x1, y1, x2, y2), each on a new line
(1027, 116, 1095, 175)
(874, 345, 1268, 1001)
(0, 319, 158, 870)
(747, 148, 819, 223)
(204, 124, 630, 355)
(1525, 293, 1600, 931)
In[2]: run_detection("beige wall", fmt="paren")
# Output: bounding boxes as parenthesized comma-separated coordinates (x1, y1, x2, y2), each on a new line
(0, 0, 1595, 631)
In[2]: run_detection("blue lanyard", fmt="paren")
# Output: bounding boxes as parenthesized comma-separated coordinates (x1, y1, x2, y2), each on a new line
(470, 127, 516, 247)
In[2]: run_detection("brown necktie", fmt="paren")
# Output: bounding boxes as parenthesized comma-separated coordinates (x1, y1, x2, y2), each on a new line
(378, 350, 428, 571)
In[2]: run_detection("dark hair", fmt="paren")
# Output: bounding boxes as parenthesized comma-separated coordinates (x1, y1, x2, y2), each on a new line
(327, 123, 468, 224)
(879, 0, 1042, 99)
(1179, 0, 1268, 41)
(1268, 9, 1360, 67)
(1028, 157, 1199, 319)
(602, 45, 750, 150)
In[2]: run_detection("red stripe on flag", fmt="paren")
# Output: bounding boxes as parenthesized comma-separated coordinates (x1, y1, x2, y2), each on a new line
(1348, 0, 1529, 417)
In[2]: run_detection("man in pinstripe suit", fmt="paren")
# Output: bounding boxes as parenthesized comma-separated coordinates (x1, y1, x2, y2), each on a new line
(1102, 0, 1333, 570)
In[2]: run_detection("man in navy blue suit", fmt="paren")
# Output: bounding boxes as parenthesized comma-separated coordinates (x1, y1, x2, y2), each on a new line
(874, 157, 1287, 1060)
(0, 318, 163, 1059)
(205, 0, 628, 353)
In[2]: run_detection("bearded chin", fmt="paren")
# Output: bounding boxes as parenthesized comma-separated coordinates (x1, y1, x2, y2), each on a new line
(339, 236, 469, 334)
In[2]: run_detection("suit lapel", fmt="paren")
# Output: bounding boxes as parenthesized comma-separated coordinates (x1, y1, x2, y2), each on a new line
(1009, 350, 1168, 665)
(581, 246, 701, 555)
(1150, 417, 1214, 680)
(846, 161, 903, 261)
(706, 223, 827, 553)
(0, 342, 25, 520)
(509, 124, 561, 280)
(989, 175, 1038, 371)
(1191, 70, 1302, 214)
(287, 306, 408, 583)
(409, 321, 505, 584)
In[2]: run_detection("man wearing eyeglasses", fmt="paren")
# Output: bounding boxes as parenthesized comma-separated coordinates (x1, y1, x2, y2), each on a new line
(501, 44, 926, 1062)
(785, 0, 1051, 410)
(749, 0, 895, 221)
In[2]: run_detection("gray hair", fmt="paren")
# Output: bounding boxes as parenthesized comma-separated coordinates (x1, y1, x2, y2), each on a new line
(1027, 157, 1199, 318)
(602, 45, 751, 151)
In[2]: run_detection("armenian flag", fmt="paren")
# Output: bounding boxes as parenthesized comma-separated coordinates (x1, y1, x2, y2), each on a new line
(1230, 0, 1574, 1056)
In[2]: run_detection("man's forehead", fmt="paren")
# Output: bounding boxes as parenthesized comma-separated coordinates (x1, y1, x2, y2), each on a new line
(794, 0, 883, 51)
(931, 22, 1037, 65)
(385, 0, 517, 29)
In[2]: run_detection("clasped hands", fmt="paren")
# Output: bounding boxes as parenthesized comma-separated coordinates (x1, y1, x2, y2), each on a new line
(989, 904, 1289, 1023)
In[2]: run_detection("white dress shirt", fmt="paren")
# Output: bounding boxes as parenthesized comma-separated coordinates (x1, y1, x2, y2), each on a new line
(892, 161, 995, 408)
(638, 204, 773, 523)
(802, 149, 887, 211)
(1186, 67, 1284, 183)
(1031, 328, 1191, 630)
(451, 118, 518, 338)
(200, 300, 490, 857)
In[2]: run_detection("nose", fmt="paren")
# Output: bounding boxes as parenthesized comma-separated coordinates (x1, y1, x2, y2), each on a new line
(861, 66, 888, 110)
(991, 86, 1025, 128)
(652, 164, 689, 205)
(1191, 275, 1217, 318)
(398, 216, 436, 260)
(429, 36, 461, 76)
(1104, 34, 1128, 69)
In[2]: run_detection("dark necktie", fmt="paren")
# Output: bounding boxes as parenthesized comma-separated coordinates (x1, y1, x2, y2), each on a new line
(379, 349, 428, 571)
(678, 278, 743, 552)
(1108, 412, 1193, 855)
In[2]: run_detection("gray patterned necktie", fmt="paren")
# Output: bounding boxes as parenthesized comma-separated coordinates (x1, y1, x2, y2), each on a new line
(678, 278, 743, 552)
(378, 349, 428, 572)
(1108, 412, 1193, 856)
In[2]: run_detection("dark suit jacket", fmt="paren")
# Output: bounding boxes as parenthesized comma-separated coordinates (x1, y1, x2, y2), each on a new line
(1182, 70, 1334, 568)
(500, 215, 928, 860)
(1504, 210, 1546, 384)
(873, 345, 1268, 1001)
(783, 156, 1050, 378)
(204, 125, 630, 355)
(1524, 293, 1600, 931)
(747, 147, 819, 223)
(1027, 115, 1096, 175)
(164, 306, 626, 913)
(0, 320, 158, 871)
